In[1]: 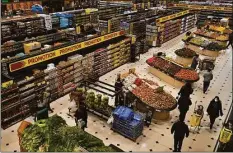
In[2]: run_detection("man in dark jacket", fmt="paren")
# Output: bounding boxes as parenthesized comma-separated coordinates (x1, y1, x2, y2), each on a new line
(203, 69, 213, 94)
(171, 118, 189, 152)
(207, 96, 223, 129)
(178, 96, 192, 122)
(178, 82, 193, 98)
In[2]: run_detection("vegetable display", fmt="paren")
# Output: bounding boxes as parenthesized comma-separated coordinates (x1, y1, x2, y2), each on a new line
(204, 42, 226, 51)
(146, 56, 199, 82)
(132, 82, 177, 111)
(189, 36, 210, 47)
(86, 91, 111, 116)
(21, 115, 116, 152)
(175, 48, 197, 58)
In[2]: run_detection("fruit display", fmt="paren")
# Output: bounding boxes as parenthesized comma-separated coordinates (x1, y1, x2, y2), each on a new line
(194, 29, 229, 41)
(189, 36, 210, 47)
(132, 82, 177, 111)
(146, 56, 199, 82)
(204, 42, 226, 51)
(21, 115, 116, 152)
(174, 69, 199, 82)
(175, 48, 197, 58)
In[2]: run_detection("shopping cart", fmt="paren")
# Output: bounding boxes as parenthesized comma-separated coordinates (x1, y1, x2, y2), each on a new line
(189, 102, 204, 133)
(198, 58, 215, 71)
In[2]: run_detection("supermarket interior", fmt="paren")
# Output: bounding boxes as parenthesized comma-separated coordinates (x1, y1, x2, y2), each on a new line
(1, 0, 233, 152)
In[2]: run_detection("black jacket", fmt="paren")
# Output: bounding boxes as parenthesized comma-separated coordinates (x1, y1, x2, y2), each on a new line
(171, 121, 189, 139)
(207, 100, 223, 118)
(178, 85, 193, 98)
(191, 57, 198, 69)
(178, 96, 192, 112)
(229, 32, 233, 42)
(115, 79, 123, 91)
(75, 105, 88, 122)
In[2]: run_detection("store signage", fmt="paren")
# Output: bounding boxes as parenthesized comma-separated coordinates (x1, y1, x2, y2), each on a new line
(156, 10, 190, 23)
(172, 4, 232, 12)
(9, 30, 125, 72)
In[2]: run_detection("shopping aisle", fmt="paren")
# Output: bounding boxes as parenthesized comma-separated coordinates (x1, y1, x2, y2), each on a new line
(1, 30, 232, 152)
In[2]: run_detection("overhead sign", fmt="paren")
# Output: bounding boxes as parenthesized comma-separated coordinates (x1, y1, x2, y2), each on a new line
(9, 30, 125, 72)
(171, 4, 232, 12)
(156, 10, 190, 23)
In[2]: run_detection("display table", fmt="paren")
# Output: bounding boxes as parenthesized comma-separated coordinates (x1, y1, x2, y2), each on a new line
(175, 55, 193, 66)
(186, 44, 219, 57)
(148, 66, 185, 88)
(153, 111, 170, 120)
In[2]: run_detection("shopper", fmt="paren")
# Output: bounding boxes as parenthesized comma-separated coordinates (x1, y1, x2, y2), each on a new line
(68, 92, 78, 115)
(203, 69, 213, 94)
(191, 54, 200, 70)
(178, 96, 192, 121)
(115, 74, 124, 106)
(207, 96, 223, 130)
(227, 32, 233, 49)
(171, 117, 189, 152)
(184, 31, 193, 43)
(74, 103, 88, 130)
(177, 82, 193, 99)
(43, 88, 53, 113)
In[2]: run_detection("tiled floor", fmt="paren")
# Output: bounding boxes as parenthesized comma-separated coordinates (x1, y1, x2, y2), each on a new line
(1, 30, 232, 152)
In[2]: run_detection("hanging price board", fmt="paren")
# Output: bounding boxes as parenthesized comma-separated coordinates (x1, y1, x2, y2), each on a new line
(156, 10, 190, 23)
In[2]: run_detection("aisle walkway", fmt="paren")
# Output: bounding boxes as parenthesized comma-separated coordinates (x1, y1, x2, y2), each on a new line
(1, 30, 232, 152)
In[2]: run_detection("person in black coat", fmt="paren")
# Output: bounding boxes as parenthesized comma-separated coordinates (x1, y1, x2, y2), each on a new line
(191, 54, 200, 70)
(74, 103, 88, 130)
(177, 82, 193, 99)
(178, 96, 192, 122)
(171, 117, 189, 152)
(207, 96, 223, 130)
(115, 74, 124, 106)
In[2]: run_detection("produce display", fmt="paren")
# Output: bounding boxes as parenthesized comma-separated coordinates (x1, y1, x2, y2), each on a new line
(146, 56, 199, 82)
(123, 74, 177, 111)
(175, 48, 197, 58)
(85, 91, 111, 117)
(189, 36, 211, 47)
(204, 42, 226, 51)
(21, 115, 116, 152)
(195, 29, 229, 41)
(174, 69, 199, 81)
(132, 82, 177, 111)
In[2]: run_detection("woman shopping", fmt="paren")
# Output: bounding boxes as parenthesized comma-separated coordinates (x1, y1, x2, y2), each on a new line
(207, 96, 224, 130)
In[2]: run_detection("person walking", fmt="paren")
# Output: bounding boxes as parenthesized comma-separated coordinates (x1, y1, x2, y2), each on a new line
(74, 103, 88, 130)
(227, 32, 233, 49)
(177, 96, 192, 121)
(177, 82, 193, 99)
(207, 96, 223, 130)
(203, 69, 213, 94)
(171, 118, 190, 152)
(191, 54, 200, 70)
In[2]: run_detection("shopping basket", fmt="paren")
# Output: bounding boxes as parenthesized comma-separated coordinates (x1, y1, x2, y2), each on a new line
(219, 127, 232, 144)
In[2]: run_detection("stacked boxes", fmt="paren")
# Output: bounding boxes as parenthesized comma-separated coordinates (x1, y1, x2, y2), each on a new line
(112, 106, 144, 140)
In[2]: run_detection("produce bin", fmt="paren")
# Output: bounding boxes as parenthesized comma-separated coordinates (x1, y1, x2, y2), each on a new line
(187, 44, 220, 57)
(175, 55, 193, 66)
(148, 66, 185, 88)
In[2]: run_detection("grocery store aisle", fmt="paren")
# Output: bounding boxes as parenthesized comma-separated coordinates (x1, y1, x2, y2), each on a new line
(1, 30, 232, 152)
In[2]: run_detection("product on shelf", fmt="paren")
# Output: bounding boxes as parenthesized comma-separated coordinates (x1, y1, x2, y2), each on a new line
(20, 115, 116, 152)
(175, 48, 197, 58)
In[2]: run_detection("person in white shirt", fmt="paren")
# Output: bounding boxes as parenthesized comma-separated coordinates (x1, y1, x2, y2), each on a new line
(68, 92, 78, 116)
